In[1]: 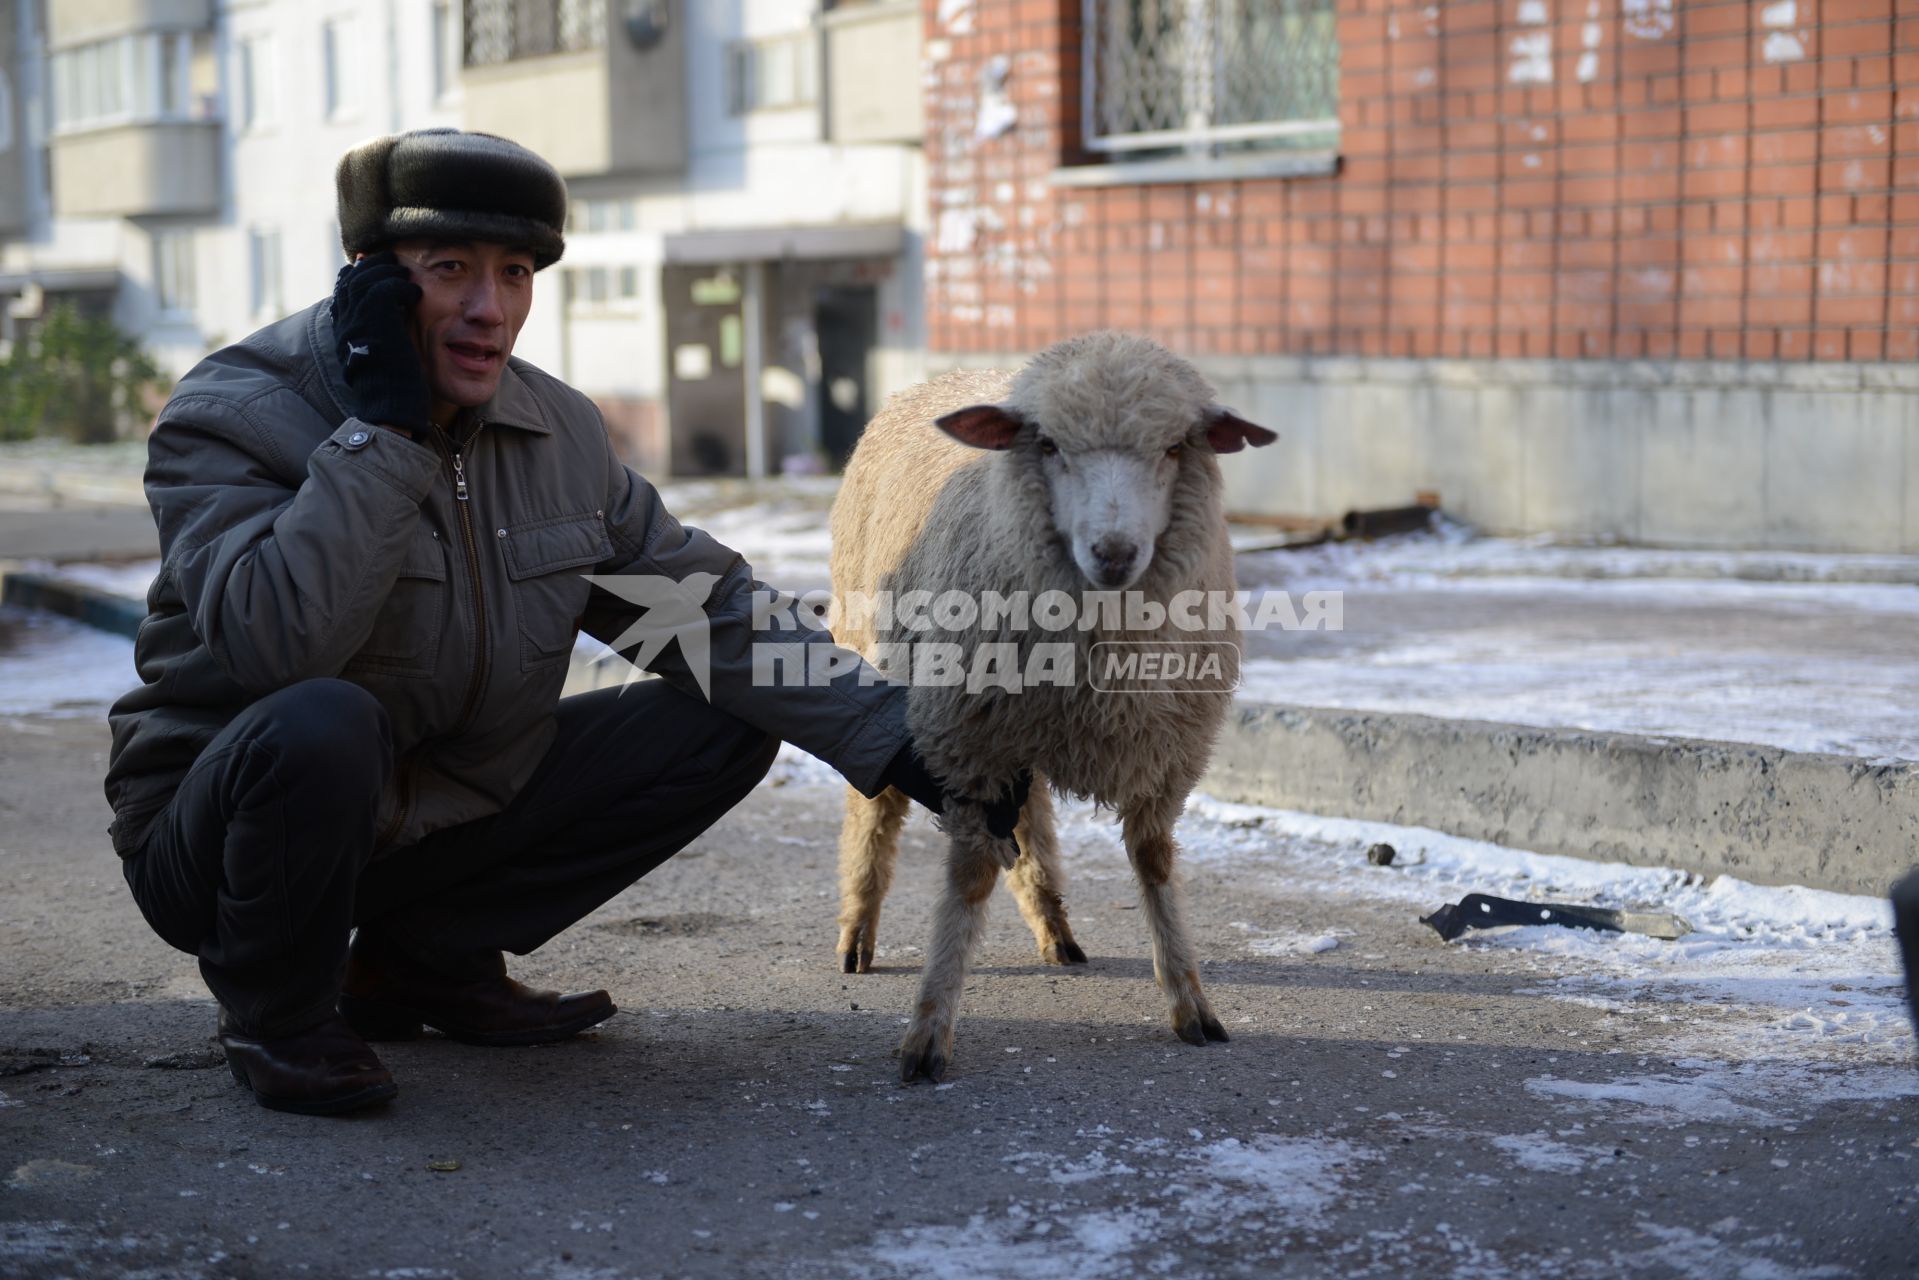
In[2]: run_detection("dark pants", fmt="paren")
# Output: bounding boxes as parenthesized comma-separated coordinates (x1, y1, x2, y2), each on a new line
(123, 678, 779, 1038)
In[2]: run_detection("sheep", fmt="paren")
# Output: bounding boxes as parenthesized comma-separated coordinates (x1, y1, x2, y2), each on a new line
(828, 331, 1276, 1083)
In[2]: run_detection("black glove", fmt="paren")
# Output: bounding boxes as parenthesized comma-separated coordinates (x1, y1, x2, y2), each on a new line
(330, 252, 430, 431)
(880, 741, 1031, 840)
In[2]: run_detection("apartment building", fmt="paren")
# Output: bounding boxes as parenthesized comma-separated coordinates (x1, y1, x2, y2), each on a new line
(0, 0, 460, 379)
(0, 0, 929, 477)
(923, 0, 1919, 553)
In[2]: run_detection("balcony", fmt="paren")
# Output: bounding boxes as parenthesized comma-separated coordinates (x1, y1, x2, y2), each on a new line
(822, 0, 923, 146)
(51, 122, 219, 218)
(48, 0, 213, 46)
(459, 0, 685, 178)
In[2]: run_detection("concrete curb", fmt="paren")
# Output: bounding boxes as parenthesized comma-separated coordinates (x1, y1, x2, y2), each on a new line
(1, 570, 145, 639)
(1202, 702, 1919, 898)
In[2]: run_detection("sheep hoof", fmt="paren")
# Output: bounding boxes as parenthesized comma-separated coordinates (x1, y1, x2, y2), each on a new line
(1174, 1009, 1230, 1046)
(1043, 940, 1089, 966)
(898, 1043, 948, 1084)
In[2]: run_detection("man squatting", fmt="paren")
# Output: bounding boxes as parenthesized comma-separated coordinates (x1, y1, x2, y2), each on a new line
(103, 129, 1018, 1116)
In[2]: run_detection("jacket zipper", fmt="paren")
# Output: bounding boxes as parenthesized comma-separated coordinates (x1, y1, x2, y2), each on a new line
(433, 419, 491, 736)
(367, 419, 491, 852)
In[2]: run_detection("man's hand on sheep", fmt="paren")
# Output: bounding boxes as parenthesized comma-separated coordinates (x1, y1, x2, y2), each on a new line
(877, 741, 1029, 869)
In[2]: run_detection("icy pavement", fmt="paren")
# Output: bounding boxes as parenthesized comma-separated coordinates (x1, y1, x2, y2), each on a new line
(1239, 535, 1919, 761)
(0, 607, 138, 718)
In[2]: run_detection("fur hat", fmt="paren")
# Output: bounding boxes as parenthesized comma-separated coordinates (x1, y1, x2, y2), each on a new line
(335, 128, 567, 270)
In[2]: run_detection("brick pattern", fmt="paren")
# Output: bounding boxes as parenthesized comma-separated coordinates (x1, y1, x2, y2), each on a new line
(923, 0, 1913, 361)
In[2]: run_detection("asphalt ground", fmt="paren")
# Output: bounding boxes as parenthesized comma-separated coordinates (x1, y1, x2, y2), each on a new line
(1, 715, 1914, 1280)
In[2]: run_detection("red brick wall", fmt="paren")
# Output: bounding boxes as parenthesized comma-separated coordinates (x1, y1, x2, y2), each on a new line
(922, 0, 1914, 361)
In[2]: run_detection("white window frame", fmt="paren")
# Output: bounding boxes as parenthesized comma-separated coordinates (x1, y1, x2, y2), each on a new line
(249, 226, 284, 320)
(431, 1, 462, 102)
(153, 229, 197, 318)
(47, 32, 208, 135)
(321, 17, 358, 122)
(236, 34, 278, 134)
(726, 32, 820, 115)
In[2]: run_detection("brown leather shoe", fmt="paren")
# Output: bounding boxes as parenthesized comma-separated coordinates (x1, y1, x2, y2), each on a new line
(339, 934, 616, 1048)
(219, 1012, 397, 1116)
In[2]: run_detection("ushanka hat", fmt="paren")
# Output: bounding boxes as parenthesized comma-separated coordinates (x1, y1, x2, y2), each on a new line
(335, 128, 567, 270)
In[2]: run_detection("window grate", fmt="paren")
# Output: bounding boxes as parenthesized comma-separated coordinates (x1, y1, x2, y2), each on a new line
(463, 0, 605, 67)
(1083, 0, 1339, 155)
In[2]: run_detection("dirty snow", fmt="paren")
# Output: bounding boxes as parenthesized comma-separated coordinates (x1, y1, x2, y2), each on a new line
(837, 1133, 1373, 1279)
(1175, 796, 1915, 1076)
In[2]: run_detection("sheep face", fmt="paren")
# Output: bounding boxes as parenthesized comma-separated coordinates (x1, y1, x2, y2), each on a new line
(933, 332, 1277, 591)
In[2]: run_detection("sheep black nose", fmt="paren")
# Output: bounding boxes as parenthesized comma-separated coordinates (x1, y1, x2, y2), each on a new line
(1091, 536, 1138, 586)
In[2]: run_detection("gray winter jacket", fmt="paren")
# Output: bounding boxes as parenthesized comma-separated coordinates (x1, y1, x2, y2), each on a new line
(103, 299, 907, 855)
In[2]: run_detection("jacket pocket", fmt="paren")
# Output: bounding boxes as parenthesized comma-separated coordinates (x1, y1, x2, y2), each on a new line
(345, 527, 448, 678)
(502, 511, 612, 671)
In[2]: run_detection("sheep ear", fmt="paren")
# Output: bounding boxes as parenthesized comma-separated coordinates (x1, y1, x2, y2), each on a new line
(1204, 408, 1278, 454)
(935, 404, 1026, 451)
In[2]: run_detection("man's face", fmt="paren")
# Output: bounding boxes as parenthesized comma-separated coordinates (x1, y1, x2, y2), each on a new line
(384, 238, 536, 424)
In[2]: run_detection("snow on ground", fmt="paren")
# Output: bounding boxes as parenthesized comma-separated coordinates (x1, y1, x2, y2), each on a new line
(1251, 520, 1919, 587)
(1172, 795, 1914, 1079)
(46, 557, 161, 601)
(0, 608, 137, 718)
(1238, 527, 1919, 760)
(1237, 627, 1919, 760)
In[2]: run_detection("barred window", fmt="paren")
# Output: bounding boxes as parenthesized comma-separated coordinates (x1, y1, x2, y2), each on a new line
(463, 0, 606, 68)
(1083, 0, 1338, 156)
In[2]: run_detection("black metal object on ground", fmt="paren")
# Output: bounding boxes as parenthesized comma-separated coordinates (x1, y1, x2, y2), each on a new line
(1341, 504, 1437, 540)
(1423, 893, 1692, 943)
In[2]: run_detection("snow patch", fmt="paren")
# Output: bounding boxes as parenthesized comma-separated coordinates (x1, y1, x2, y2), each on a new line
(1622, 0, 1674, 38)
(1763, 30, 1805, 62)
(1509, 32, 1553, 83)
(1489, 1132, 1614, 1173)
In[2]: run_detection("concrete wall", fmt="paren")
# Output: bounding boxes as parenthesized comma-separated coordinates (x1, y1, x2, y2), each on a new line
(1204, 355, 1919, 553)
(928, 349, 1919, 553)
(49, 122, 219, 217)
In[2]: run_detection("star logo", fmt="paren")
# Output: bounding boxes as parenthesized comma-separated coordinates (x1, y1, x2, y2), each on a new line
(582, 572, 723, 700)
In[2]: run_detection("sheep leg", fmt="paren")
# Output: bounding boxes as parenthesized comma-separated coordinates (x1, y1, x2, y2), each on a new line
(898, 817, 1001, 1083)
(1122, 803, 1228, 1046)
(1002, 782, 1087, 965)
(836, 784, 910, 974)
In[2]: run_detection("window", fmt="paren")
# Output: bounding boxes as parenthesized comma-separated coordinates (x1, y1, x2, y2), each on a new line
(727, 32, 819, 114)
(249, 227, 284, 319)
(321, 18, 357, 121)
(0, 69, 12, 153)
(432, 1, 461, 100)
(564, 264, 642, 312)
(1082, 0, 1338, 157)
(577, 198, 636, 233)
(463, 0, 605, 67)
(236, 35, 277, 133)
(49, 31, 218, 134)
(153, 230, 196, 316)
